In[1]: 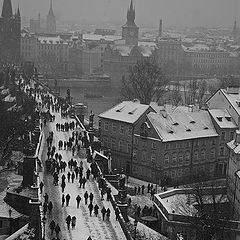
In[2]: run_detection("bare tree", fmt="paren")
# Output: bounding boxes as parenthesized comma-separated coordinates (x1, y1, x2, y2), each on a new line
(173, 180, 232, 240)
(171, 81, 182, 107)
(121, 58, 168, 105)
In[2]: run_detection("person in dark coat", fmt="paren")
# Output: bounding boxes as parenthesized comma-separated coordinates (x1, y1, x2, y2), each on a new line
(61, 174, 66, 182)
(71, 216, 76, 229)
(43, 202, 48, 215)
(89, 192, 94, 203)
(67, 172, 71, 182)
(40, 181, 44, 194)
(49, 220, 55, 234)
(94, 204, 99, 217)
(71, 172, 75, 183)
(66, 194, 71, 206)
(44, 193, 49, 203)
(61, 194, 65, 207)
(106, 188, 111, 201)
(101, 207, 106, 220)
(48, 201, 53, 214)
(88, 202, 93, 216)
(54, 224, 61, 237)
(82, 177, 87, 189)
(76, 195, 81, 208)
(79, 177, 83, 188)
(65, 215, 71, 230)
(106, 208, 111, 221)
(115, 207, 120, 221)
(101, 188, 105, 200)
(86, 169, 91, 180)
(84, 191, 88, 205)
(61, 181, 66, 193)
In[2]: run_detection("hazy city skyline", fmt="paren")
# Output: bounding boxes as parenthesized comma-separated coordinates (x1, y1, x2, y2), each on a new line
(9, 0, 239, 29)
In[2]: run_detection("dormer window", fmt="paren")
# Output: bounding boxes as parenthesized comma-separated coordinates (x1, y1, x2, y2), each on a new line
(225, 116, 231, 121)
(172, 122, 179, 126)
(116, 106, 125, 112)
(217, 117, 223, 122)
(186, 128, 191, 132)
(128, 108, 137, 115)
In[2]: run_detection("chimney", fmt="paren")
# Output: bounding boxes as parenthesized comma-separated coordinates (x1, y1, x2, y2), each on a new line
(235, 130, 240, 145)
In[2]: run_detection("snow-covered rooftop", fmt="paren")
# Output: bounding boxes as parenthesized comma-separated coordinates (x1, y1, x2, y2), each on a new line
(99, 101, 152, 124)
(208, 109, 238, 129)
(220, 89, 240, 118)
(83, 33, 122, 42)
(147, 111, 218, 142)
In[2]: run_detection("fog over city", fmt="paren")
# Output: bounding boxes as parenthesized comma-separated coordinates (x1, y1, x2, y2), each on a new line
(12, 0, 239, 28)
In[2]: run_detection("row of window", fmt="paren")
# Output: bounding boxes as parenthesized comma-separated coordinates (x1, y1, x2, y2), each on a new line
(164, 138, 216, 150)
(103, 121, 132, 136)
(102, 137, 132, 153)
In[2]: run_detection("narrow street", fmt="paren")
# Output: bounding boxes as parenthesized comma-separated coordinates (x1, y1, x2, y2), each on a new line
(39, 101, 126, 240)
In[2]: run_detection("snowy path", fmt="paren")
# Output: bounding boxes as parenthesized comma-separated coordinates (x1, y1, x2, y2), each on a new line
(40, 107, 126, 240)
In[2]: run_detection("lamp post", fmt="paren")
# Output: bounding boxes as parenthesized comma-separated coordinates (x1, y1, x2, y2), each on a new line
(9, 209, 12, 234)
(134, 219, 138, 240)
(42, 215, 47, 240)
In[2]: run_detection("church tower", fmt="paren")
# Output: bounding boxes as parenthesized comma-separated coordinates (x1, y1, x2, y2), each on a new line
(46, 0, 56, 33)
(122, 0, 139, 46)
(0, 0, 21, 62)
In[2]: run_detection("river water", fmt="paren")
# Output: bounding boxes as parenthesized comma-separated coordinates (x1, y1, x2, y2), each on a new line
(59, 87, 120, 122)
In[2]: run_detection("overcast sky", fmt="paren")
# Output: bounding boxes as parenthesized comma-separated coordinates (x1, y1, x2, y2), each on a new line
(9, 0, 239, 28)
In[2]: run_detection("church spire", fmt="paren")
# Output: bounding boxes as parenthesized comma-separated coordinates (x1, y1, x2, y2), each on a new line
(127, 0, 135, 25)
(1, 0, 13, 18)
(16, 4, 21, 19)
(48, 0, 54, 17)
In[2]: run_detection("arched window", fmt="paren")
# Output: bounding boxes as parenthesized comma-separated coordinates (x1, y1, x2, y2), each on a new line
(185, 151, 190, 164)
(178, 152, 183, 164)
(194, 151, 198, 161)
(164, 153, 169, 164)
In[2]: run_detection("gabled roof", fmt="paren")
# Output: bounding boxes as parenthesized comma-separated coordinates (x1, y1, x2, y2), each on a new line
(148, 111, 218, 142)
(98, 101, 153, 124)
(208, 109, 238, 129)
(220, 89, 240, 117)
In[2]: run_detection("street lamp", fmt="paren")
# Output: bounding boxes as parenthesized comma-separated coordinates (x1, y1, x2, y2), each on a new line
(42, 215, 47, 240)
(134, 219, 138, 240)
(9, 209, 12, 234)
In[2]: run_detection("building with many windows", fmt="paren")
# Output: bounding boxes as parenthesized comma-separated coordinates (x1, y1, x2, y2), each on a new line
(133, 110, 219, 185)
(227, 130, 240, 220)
(208, 109, 238, 177)
(98, 100, 155, 174)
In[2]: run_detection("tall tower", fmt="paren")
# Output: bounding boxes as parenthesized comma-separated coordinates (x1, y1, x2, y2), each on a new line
(159, 19, 163, 38)
(46, 0, 56, 33)
(1, 0, 12, 18)
(122, 0, 139, 46)
(0, 0, 21, 62)
(232, 20, 238, 36)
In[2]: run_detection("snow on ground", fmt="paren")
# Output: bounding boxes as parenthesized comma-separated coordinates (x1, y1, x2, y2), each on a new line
(39, 104, 126, 240)
(128, 217, 168, 240)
